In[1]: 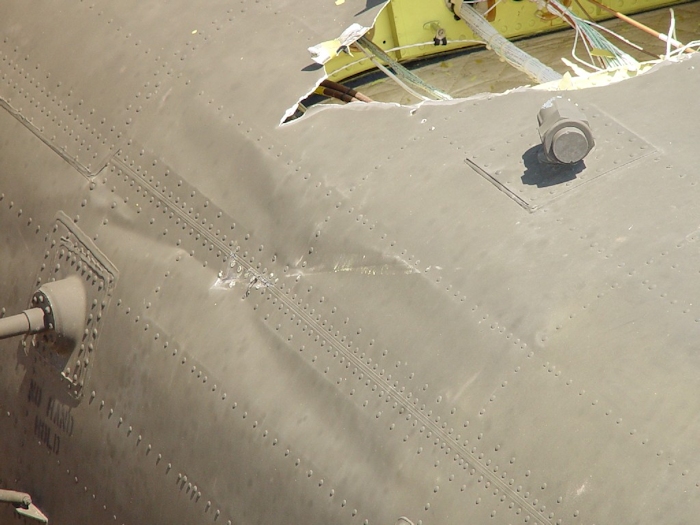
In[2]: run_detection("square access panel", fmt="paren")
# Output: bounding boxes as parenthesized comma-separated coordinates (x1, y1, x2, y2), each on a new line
(465, 106, 655, 211)
(29, 212, 118, 399)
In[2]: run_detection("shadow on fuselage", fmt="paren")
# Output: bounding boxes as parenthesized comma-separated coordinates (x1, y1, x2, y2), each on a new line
(521, 144, 584, 188)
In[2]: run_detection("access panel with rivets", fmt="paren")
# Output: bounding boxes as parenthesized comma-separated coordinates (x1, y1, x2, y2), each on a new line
(28, 212, 118, 399)
(465, 106, 655, 211)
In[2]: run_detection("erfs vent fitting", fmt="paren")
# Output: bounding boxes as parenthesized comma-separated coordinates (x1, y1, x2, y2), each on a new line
(538, 97, 595, 164)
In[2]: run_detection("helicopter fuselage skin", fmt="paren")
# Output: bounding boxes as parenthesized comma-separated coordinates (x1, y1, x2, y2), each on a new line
(2, 1, 700, 524)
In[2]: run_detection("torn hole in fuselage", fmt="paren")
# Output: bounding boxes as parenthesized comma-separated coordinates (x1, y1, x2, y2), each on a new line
(280, 0, 682, 126)
(280, 0, 529, 125)
(281, 0, 473, 125)
(280, 15, 461, 125)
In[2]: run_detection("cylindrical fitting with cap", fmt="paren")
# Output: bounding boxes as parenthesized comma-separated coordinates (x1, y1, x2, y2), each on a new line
(538, 97, 595, 164)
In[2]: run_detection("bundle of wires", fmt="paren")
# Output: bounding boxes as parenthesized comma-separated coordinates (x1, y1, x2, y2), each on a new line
(539, 0, 640, 71)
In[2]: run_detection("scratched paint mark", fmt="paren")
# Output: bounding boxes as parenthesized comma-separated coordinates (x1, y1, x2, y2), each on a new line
(213, 253, 276, 297)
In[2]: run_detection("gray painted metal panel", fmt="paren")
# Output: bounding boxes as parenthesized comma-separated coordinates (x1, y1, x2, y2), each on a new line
(2, 1, 700, 524)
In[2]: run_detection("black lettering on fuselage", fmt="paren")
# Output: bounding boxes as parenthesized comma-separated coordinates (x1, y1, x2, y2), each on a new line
(46, 396, 74, 437)
(33, 415, 59, 454)
(28, 379, 42, 408)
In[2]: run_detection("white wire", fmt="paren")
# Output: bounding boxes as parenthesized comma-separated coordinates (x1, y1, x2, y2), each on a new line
(670, 8, 678, 43)
(665, 8, 676, 60)
(330, 39, 486, 77)
(354, 43, 431, 101)
(387, 39, 486, 53)
(545, 2, 599, 70)
(553, 4, 602, 71)
(546, 0, 639, 70)
(357, 37, 453, 100)
(669, 40, 700, 57)
(582, 18, 651, 56)
(571, 23, 603, 71)
(483, 0, 504, 17)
